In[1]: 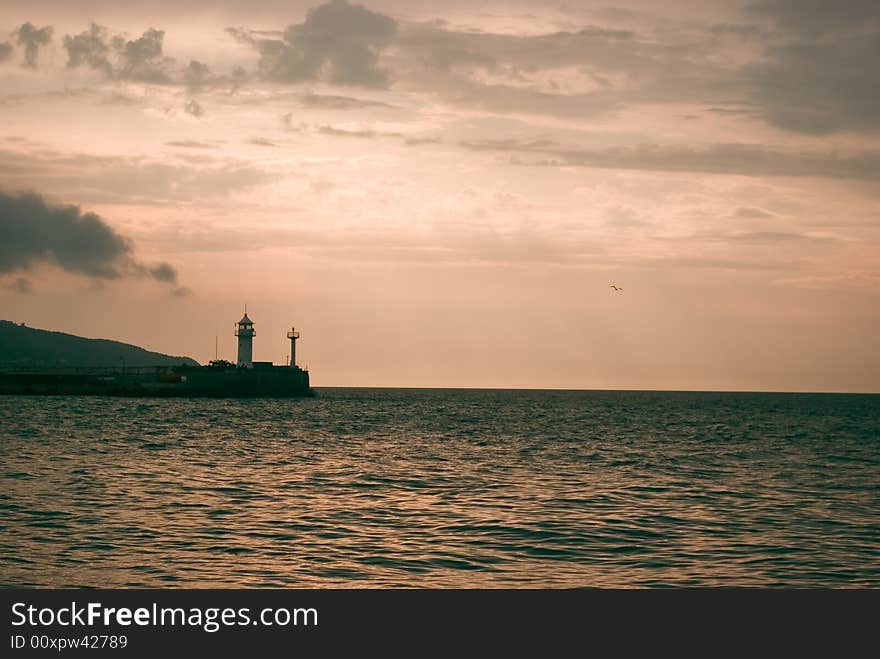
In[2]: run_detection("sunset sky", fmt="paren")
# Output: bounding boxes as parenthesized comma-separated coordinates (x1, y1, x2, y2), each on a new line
(0, 0, 878, 391)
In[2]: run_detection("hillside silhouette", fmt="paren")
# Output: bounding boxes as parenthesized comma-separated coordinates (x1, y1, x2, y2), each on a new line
(0, 320, 198, 368)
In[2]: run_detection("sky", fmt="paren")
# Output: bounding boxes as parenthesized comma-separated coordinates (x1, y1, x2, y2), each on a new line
(0, 0, 878, 391)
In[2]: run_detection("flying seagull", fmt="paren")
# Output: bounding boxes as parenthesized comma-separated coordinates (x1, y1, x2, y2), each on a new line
(610, 284, 623, 291)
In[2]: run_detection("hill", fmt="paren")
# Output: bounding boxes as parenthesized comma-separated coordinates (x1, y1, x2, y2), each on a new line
(0, 320, 199, 368)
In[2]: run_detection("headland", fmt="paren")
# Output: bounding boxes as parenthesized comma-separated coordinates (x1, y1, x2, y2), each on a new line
(0, 312, 313, 398)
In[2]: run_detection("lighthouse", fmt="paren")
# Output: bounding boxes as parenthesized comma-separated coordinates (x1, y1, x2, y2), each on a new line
(235, 311, 255, 368)
(287, 327, 300, 367)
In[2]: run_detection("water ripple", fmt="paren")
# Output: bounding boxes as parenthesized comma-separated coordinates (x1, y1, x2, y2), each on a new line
(0, 389, 878, 587)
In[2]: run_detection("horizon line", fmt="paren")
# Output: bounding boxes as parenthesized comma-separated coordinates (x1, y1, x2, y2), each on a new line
(310, 384, 880, 395)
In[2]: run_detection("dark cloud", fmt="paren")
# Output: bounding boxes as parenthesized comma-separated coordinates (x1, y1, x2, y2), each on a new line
(148, 262, 177, 283)
(229, 65, 249, 92)
(183, 100, 205, 119)
(63, 24, 172, 83)
(181, 59, 246, 93)
(116, 27, 171, 83)
(247, 137, 277, 147)
(748, 0, 880, 36)
(8, 3, 880, 140)
(746, 36, 880, 134)
(397, 23, 636, 73)
(229, 0, 397, 87)
(229, 3, 877, 135)
(0, 42, 13, 62)
(744, 1, 880, 134)
(28, 10, 707, 123)
(63, 23, 112, 75)
(0, 191, 179, 286)
(183, 99, 204, 117)
(64, 26, 248, 91)
(183, 59, 212, 92)
(381, 20, 741, 121)
(462, 139, 880, 181)
(14, 23, 53, 69)
(0, 190, 128, 278)
(6, 277, 33, 295)
(394, 23, 496, 72)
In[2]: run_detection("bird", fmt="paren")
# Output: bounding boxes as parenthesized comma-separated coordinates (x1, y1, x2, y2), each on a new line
(610, 284, 623, 291)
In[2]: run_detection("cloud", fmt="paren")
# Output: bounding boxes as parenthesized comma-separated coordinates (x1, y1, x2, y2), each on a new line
(183, 99, 205, 117)
(183, 59, 212, 92)
(148, 262, 177, 282)
(748, 0, 880, 36)
(735, 207, 774, 219)
(404, 136, 442, 146)
(0, 191, 128, 278)
(14, 23, 53, 69)
(773, 273, 880, 290)
(746, 36, 880, 134)
(0, 42, 13, 62)
(393, 22, 638, 78)
(165, 140, 219, 149)
(5, 3, 878, 142)
(0, 148, 281, 204)
(296, 15, 741, 124)
(246, 137, 277, 147)
(706, 107, 754, 117)
(229, 65, 249, 92)
(743, 1, 880, 134)
(708, 24, 760, 38)
(98, 91, 140, 106)
(279, 117, 404, 139)
(181, 59, 247, 93)
(0, 191, 180, 286)
(62, 23, 112, 75)
(117, 27, 171, 83)
(297, 92, 393, 109)
(605, 205, 648, 228)
(6, 277, 33, 295)
(63, 24, 249, 92)
(63, 24, 172, 83)
(317, 124, 402, 139)
(696, 230, 830, 245)
(229, 0, 397, 87)
(461, 139, 880, 181)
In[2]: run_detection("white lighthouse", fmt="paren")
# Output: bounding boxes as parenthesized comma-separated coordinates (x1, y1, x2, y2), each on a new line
(235, 311, 255, 368)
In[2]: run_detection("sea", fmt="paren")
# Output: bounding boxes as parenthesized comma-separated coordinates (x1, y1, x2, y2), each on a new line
(1, 388, 878, 588)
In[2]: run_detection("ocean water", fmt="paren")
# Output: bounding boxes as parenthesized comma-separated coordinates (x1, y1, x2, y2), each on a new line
(0, 388, 877, 588)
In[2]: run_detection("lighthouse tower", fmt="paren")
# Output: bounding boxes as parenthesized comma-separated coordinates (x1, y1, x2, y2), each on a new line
(235, 311, 255, 368)
(287, 327, 300, 368)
